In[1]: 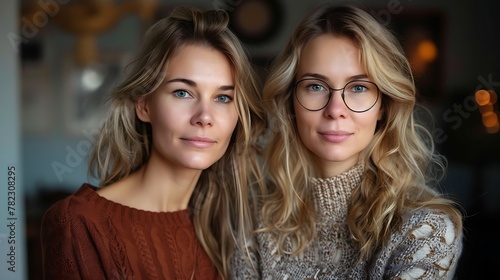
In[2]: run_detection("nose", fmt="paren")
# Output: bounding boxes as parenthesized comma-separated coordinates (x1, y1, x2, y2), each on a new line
(323, 89, 348, 119)
(190, 100, 214, 126)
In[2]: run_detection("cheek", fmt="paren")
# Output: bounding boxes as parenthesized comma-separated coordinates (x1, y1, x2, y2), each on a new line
(293, 100, 307, 130)
(294, 111, 315, 144)
(224, 119, 238, 138)
(218, 109, 239, 138)
(293, 99, 315, 130)
(150, 103, 184, 131)
(355, 111, 380, 135)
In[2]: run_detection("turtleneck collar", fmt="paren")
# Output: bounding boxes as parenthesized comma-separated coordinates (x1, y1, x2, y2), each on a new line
(310, 163, 363, 220)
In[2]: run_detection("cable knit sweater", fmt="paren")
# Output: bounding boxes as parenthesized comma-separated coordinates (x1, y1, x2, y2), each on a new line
(41, 184, 221, 280)
(231, 163, 463, 279)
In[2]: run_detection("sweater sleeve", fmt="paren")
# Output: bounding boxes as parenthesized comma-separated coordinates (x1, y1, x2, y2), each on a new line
(41, 197, 106, 280)
(381, 210, 463, 280)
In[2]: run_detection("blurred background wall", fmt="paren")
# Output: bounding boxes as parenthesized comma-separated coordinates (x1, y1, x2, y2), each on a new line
(2, 0, 499, 278)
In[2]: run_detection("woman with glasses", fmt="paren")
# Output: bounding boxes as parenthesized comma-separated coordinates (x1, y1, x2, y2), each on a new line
(232, 3, 463, 279)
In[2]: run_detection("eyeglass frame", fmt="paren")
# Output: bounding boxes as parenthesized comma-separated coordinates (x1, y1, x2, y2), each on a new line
(293, 78, 381, 113)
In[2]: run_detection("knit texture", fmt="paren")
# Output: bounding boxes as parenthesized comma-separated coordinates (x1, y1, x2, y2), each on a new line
(41, 184, 221, 280)
(231, 163, 463, 279)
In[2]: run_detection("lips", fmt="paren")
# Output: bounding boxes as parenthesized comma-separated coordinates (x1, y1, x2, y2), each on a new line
(180, 137, 216, 148)
(318, 131, 352, 143)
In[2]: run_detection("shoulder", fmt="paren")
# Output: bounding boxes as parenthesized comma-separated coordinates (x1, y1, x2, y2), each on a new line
(41, 184, 100, 230)
(402, 209, 462, 245)
(374, 209, 463, 279)
(398, 209, 462, 268)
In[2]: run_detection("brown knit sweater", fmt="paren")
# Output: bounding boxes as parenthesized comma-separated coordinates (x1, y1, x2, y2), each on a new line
(41, 184, 221, 280)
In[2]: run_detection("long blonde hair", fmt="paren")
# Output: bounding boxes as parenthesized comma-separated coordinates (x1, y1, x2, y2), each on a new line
(88, 6, 265, 278)
(260, 3, 462, 261)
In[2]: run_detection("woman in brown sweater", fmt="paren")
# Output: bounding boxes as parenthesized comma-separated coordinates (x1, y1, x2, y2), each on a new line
(41, 6, 265, 280)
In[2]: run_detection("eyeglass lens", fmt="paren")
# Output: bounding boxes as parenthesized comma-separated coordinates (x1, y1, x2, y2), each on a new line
(295, 79, 379, 112)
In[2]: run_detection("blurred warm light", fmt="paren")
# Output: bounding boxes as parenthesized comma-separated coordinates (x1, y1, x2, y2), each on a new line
(417, 40, 438, 62)
(477, 89, 499, 133)
(408, 38, 438, 75)
(486, 122, 499, 134)
(233, 0, 273, 37)
(21, 0, 158, 66)
(479, 103, 494, 114)
(482, 111, 498, 128)
(489, 90, 498, 104)
(475, 89, 491, 106)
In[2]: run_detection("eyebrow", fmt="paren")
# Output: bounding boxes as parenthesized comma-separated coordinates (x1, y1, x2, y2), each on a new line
(299, 73, 369, 82)
(165, 78, 235, 91)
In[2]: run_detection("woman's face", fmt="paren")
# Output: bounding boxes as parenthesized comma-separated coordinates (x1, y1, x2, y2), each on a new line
(137, 44, 238, 171)
(293, 34, 383, 177)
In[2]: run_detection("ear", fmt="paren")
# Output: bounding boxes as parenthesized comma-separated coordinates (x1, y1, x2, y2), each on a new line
(136, 97, 151, 123)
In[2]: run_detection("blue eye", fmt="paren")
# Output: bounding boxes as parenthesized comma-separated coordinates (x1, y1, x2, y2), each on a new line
(216, 95, 232, 103)
(351, 85, 367, 93)
(173, 90, 191, 98)
(307, 84, 326, 92)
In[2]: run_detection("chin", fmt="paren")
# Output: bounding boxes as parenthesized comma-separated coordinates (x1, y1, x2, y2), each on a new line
(322, 157, 349, 163)
(183, 157, 220, 171)
(182, 162, 213, 171)
(317, 152, 356, 164)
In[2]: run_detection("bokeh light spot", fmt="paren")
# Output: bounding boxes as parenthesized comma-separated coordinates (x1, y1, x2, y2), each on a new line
(475, 89, 491, 106)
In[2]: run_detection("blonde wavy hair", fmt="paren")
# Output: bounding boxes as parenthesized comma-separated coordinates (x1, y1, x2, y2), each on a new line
(259, 3, 463, 261)
(88, 6, 265, 278)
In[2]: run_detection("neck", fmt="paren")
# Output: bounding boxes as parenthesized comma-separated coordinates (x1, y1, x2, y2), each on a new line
(314, 156, 359, 178)
(113, 151, 201, 212)
(96, 151, 203, 213)
(141, 152, 202, 212)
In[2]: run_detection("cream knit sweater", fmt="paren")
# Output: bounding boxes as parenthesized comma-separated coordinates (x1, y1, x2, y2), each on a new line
(231, 163, 463, 279)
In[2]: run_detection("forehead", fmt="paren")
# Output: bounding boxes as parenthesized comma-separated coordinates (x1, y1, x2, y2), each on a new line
(163, 44, 234, 80)
(300, 34, 360, 64)
(297, 34, 364, 81)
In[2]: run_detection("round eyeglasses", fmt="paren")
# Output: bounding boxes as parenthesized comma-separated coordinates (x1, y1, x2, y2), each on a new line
(294, 78, 380, 113)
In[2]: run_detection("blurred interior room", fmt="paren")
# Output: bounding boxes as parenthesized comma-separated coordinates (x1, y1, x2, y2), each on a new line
(2, 0, 499, 278)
